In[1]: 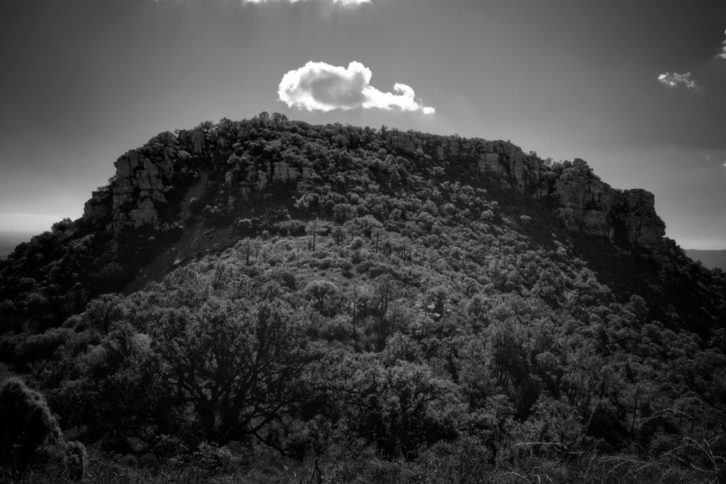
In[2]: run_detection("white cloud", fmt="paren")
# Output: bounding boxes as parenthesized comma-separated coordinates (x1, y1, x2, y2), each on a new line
(243, 0, 370, 5)
(657, 72, 699, 90)
(278, 61, 436, 114)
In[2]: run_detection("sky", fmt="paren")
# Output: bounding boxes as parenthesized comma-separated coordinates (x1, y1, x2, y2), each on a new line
(1, 0, 725, 249)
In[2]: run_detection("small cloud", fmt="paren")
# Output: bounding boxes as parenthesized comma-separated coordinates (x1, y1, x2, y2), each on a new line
(278, 61, 436, 114)
(657, 72, 699, 90)
(243, 0, 370, 5)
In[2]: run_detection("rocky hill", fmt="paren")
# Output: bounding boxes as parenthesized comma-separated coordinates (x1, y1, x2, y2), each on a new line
(1, 114, 725, 482)
(1, 114, 721, 334)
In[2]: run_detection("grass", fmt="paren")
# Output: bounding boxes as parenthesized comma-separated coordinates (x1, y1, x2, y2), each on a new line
(8, 445, 721, 484)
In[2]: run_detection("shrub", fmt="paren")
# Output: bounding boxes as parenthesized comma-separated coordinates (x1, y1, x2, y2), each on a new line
(191, 442, 233, 474)
(275, 219, 307, 236)
(62, 440, 88, 481)
(13, 328, 73, 366)
(90, 261, 127, 293)
(304, 280, 343, 317)
(0, 378, 63, 475)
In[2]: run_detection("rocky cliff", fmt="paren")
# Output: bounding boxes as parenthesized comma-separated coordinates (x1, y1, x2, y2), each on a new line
(474, 146, 665, 250)
(83, 132, 197, 234)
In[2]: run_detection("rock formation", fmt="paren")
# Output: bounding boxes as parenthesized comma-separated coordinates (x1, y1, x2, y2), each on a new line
(83, 132, 195, 234)
(479, 149, 665, 251)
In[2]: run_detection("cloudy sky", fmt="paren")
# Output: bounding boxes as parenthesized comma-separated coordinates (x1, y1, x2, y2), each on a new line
(1, 0, 725, 248)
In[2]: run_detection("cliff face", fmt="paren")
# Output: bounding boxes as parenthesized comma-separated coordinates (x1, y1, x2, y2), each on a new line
(550, 161, 665, 249)
(614, 189, 666, 249)
(84, 132, 196, 234)
(478, 149, 665, 251)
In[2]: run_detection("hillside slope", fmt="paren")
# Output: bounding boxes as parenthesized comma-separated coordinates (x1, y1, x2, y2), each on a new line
(1, 114, 725, 482)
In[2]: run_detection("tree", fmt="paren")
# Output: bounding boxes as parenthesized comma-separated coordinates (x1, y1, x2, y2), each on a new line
(332, 225, 346, 246)
(151, 299, 309, 444)
(0, 378, 63, 476)
(65, 321, 171, 438)
(343, 360, 461, 459)
(304, 280, 342, 317)
(306, 219, 319, 251)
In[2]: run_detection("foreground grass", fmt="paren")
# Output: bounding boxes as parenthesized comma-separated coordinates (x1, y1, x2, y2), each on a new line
(6, 444, 723, 484)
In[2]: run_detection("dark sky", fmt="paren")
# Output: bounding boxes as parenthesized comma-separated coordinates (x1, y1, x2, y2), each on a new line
(1, 0, 725, 248)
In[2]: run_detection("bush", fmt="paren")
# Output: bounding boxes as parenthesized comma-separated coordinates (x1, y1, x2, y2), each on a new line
(13, 328, 73, 366)
(274, 219, 306, 236)
(191, 442, 233, 474)
(90, 261, 127, 293)
(304, 280, 343, 316)
(63, 440, 88, 481)
(0, 378, 85, 480)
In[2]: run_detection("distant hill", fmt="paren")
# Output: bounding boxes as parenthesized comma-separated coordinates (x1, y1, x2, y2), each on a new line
(687, 249, 726, 271)
(0, 231, 31, 259)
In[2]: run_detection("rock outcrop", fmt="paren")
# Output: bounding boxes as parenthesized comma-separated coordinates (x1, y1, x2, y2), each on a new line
(480, 149, 665, 250)
(551, 159, 614, 238)
(83, 132, 196, 233)
(613, 189, 666, 248)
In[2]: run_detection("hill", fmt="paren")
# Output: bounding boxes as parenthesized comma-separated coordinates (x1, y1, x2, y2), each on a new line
(687, 249, 726, 271)
(1, 114, 725, 483)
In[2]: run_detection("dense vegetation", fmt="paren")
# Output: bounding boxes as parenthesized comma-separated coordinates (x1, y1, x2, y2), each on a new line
(1, 115, 725, 482)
